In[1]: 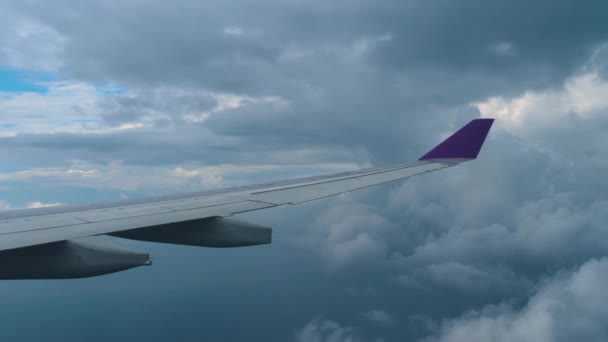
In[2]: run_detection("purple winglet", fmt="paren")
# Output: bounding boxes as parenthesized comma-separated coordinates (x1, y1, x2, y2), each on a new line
(419, 118, 495, 161)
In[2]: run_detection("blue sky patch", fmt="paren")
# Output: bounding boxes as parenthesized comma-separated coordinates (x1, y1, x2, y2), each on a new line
(96, 84, 126, 95)
(0, 68, 54, 93)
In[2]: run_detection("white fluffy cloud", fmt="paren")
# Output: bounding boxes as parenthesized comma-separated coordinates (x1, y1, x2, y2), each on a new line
(298, 201, 398, 269)
(425, 258, 608, 342)
(26, 201, 63, 208)
(474, 72, 608, 133)
(0, 81, 106, 136)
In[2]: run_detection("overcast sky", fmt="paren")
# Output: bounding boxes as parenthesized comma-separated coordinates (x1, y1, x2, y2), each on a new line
(1, 0, 608, 341)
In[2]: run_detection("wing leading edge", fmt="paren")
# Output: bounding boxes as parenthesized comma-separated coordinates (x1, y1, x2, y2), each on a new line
(0, 118, 494, 279)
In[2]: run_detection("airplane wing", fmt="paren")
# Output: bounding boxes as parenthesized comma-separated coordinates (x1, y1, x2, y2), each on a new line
(0, 118, 494, 279)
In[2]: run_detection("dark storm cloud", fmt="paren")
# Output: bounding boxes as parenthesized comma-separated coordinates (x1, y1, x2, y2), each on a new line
(7, 0, 608, 165)
(372, 1, 608, 73)
(98, 88, 218, 126)
(10, 0, 608, 96)
(0, 126, 361, 167)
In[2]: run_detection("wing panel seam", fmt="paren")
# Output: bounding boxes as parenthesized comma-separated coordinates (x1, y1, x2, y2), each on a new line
(251, 162, 434, 195)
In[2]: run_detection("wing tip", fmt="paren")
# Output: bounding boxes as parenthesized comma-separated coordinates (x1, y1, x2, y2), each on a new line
(419, 118, 495, 161)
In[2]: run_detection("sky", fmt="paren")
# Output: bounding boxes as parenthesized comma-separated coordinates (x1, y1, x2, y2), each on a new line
(0, 0, 608, 341)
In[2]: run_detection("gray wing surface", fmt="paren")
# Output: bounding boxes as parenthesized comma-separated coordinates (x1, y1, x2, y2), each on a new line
(0, 119, 494, 279)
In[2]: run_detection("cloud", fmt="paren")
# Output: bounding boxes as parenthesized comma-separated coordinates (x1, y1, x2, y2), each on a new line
(26, 201, 63, 208)
(0, 5, 65, 71)
(475, 72, 608, 132)
(424, 263, 513, 293)
(290, 68, 608, 304)
(5, 0, 606, 169)
(362, 310, 395, 326)
(489, 42, 516, 57)
(385, 141, 608, 294)
(330, 234, 387, 269)
(0, 200, 62, 210)
(424, 258, 608, 342)
(0, 80, 104, 136)
(0, 162, 354, 194)
(297, 201, 399, 269)
(295, 318, 367, 342)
